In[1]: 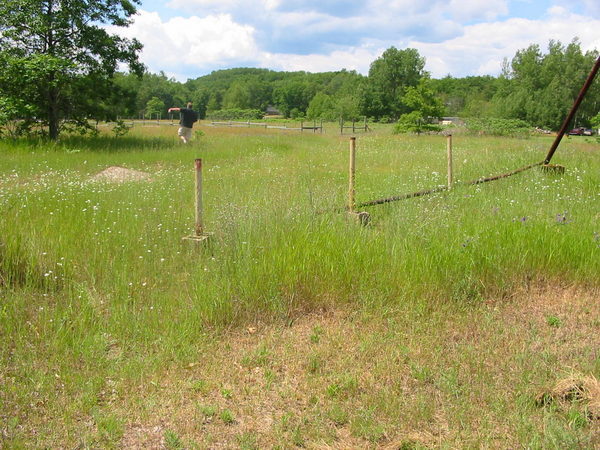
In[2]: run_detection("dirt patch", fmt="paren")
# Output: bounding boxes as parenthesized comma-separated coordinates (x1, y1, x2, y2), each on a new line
(121, 423, 165, 448)
(116, 284, 600, 448)
(91, 166, 151, 183)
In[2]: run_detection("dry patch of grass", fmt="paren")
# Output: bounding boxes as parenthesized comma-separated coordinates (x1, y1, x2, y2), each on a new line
(537, 375, 600, 419)
(108, 283, 600, 448)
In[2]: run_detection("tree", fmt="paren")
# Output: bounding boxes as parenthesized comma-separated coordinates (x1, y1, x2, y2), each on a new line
(306, 92, 335, 120)
(0, 0, 143, 139)
(591, 113, 600, 132)
(191, 89, 210, 120)
(490, 39, 599, 130)
(273, 80, 312, 118)
(402, 78, 445, 119)
(363, 47, 426, 120)
(394, 78, 444, 135)
(145, 97, 165, 118)
(135, 72, 183, 116)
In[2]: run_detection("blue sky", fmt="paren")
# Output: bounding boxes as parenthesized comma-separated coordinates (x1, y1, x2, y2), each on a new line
(112, 0, 600, 81)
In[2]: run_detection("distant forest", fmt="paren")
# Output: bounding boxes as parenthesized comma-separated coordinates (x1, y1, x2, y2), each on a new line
(113, 39, 599, 132)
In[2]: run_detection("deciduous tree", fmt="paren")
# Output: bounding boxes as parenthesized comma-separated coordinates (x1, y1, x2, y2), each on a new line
(0, 0, 143, 139)
(363, 47, 426, 120)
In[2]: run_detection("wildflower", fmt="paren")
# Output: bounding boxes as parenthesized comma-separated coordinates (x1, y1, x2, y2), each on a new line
(555, 211, 570, 224)
(461, 237, 473, 248)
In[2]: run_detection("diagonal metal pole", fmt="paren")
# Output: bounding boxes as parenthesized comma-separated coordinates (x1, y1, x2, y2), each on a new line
(544, 56, 600, 164)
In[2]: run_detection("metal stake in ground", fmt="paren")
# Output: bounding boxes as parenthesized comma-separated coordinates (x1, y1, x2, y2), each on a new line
(194, 159, 204, 235)
(348, 137, 356, 212)
(183, 158, 212, 243)
(447, 134, 453, 190)
(347, 137, 370, 226)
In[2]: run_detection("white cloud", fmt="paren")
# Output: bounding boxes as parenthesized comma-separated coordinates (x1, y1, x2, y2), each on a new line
(411, 10, 600, 78)
(259, 46, 382, 74)
(108, 2, 599, 81)
(448, 0, 509, 21)
(555, 0, 600, 17)
(166, 0, 278, 13)
(111, 10, 259, 75)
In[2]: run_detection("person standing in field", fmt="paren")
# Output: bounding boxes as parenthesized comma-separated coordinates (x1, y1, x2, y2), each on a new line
(168, 102, 198, 144)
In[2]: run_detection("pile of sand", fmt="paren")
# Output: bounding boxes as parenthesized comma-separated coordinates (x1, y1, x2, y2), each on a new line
(91, 166, 151, 183)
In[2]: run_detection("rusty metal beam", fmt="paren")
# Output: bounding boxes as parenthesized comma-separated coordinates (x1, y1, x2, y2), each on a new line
(544, 55, 600, 164)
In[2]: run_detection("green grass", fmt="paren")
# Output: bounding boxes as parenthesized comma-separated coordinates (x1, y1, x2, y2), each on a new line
(1, 124, 599, 447)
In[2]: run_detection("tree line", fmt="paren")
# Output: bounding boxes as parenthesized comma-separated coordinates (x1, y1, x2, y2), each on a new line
(0, 0, 598, 140)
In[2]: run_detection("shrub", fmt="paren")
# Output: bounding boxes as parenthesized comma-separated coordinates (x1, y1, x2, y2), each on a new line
(465, 117, 532, 137)
(393, 111, 442, 135)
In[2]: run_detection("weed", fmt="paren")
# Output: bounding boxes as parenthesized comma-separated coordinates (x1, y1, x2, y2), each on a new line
(94, 413, 123, 444)
(236, 431, 258, 450)
(566, 409, 589, 429)
(164, 429, 184, 449)
(351, 407, 386, 442)
(546, 315, 562, 328)
(263, 368, 276, 389)
(220, 409, 235, 424)
(306, 353, 324, 374)
(241, 344, 271, 368)
(190, 379, 208, 394)
(327, 404, 349, 426)
(410, 364, 433, 384)
(221, 388, 233, 399)
(326, 374, 358, 399)
(197, 404, 217, 419)
(310, 325, 323, 343)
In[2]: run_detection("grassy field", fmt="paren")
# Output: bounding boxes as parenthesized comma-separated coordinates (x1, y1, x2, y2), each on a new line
(1, 122, 599, 448)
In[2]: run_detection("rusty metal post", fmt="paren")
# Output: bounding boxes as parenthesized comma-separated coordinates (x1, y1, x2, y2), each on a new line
(447, 134, 453, 190)
(194, 158, 204, 236)
(544, 56, 600, 164)
(348, 137, 356, 212)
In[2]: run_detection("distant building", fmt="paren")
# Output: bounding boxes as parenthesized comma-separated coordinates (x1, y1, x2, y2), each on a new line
(265, 105, 282, 116)
(440, 117, 465, 126)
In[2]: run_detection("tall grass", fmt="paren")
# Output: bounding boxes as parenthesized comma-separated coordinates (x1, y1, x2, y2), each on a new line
(1, 125, 598, 446)
(1, 129, 598, 328)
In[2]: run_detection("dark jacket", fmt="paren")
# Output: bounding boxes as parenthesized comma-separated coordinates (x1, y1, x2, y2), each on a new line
(179, 108, 198, 128)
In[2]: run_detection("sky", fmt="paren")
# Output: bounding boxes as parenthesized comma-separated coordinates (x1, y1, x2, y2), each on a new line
(112, 0, 600, 81)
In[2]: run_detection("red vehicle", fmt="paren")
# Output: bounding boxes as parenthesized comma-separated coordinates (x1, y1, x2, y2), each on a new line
(568, 127, 594, 136)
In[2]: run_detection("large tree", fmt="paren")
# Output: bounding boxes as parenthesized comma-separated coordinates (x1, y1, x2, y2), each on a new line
(491, 39, 599, 130)
(362, 47, 426, 120)
(0, 0, 143, 139)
